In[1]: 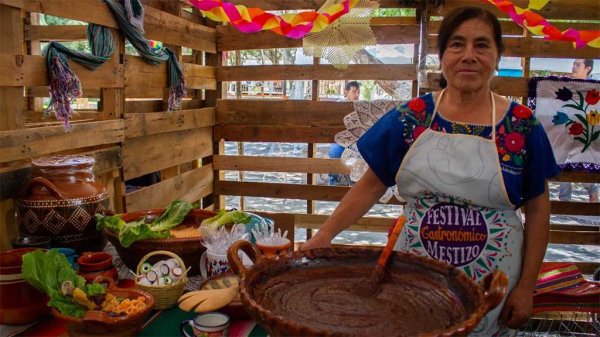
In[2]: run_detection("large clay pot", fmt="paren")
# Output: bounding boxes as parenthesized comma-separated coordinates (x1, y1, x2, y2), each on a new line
(0, 248, 50, 325)
(17, 155, 108, 253)
(228, 241, 509, 337)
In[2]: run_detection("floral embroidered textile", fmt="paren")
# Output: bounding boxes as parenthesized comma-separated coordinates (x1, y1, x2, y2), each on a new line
(399, 97, 536, 171)
(528, 77, 600, 173)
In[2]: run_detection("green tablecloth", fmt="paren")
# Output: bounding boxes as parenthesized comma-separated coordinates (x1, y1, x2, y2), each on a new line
(139, 307, 268, 337)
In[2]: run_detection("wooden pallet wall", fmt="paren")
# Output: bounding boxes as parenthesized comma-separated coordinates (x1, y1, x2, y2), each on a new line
(0, 0, 216, 250)
(212, 0, 599, 273)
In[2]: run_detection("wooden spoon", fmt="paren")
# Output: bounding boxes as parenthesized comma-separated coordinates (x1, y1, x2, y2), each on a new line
(354, 215, 406, 296)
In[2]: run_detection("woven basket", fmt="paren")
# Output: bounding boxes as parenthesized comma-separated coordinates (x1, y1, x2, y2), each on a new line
(135, 250, 188, 310)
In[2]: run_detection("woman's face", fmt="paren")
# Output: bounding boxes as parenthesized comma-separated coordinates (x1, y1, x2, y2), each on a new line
(440, 18, 499, 93)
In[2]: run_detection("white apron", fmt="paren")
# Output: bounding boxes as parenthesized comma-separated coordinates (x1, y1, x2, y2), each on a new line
(394, 90, 524, 336)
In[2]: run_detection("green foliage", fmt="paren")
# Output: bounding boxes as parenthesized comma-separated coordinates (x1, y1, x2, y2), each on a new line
(96, 200, 194, 247)
(22, 249, 105, 318)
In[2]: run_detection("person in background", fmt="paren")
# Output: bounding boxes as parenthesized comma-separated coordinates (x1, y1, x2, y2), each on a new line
(303, 7, 559, 336)
(329, 81, 361, 186)
(558, 59, 598, 202)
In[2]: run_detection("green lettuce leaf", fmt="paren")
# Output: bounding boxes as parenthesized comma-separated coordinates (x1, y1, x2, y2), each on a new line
(96, 200, 194, 247)
(22, 249, 104, 318)
(200, 209, 251, 231)
(118, 218, 171, 247)
(151, 200, 194, 231)
(95, 213, 126, 232)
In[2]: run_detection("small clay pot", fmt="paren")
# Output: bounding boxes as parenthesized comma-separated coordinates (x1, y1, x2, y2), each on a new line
(0, 248, 50, 325)
(77, 252, 118, 284)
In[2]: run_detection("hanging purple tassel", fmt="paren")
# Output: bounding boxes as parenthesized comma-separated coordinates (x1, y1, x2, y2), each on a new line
(168, 78, 186, 112)
(45, 56, 82, 130)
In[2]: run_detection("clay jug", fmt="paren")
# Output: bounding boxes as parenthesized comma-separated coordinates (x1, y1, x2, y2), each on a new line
(17, 155, 108, 253)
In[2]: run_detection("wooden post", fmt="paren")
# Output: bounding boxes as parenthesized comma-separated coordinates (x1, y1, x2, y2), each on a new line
(97, 25, 126, 213)
(0, 4, 25, 130)
(204, 16, 223, 210)
(0, 4, 25, 250)
(416, 0, 429, 96)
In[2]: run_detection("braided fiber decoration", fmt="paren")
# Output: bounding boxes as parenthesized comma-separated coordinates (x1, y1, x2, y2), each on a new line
(43, 0, 186, 130)
(189, 0, 358, 39)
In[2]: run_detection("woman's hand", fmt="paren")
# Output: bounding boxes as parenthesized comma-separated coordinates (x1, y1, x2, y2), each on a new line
(500, 284, 533, 329)
(300, 232, 332, 251)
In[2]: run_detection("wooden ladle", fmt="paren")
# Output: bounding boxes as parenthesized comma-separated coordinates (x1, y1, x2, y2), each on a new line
(354, 215, 406, 296)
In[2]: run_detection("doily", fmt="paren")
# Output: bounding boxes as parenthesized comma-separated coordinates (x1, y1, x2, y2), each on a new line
(334, 100, 406, 203)
(303, 0, 379, 69)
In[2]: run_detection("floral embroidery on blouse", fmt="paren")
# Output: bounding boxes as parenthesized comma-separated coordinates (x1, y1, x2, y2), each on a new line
(398, 96, 537, 173)
(496, 105, 536, 171)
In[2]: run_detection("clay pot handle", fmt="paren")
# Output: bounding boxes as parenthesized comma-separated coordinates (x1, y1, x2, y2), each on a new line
(19, 177, 66, 200)
(227, 240, 263, 279)
(93, 275, 117, 290)
(482, 270, 509, 312)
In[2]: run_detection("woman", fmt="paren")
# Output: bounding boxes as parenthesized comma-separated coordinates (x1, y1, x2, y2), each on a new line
(302, 6, 559, 336)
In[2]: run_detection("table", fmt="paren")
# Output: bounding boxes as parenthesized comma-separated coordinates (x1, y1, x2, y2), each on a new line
(2, 308, 268, 337)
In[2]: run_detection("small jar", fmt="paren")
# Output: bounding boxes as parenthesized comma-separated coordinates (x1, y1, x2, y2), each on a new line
(77, 252, 118, 284)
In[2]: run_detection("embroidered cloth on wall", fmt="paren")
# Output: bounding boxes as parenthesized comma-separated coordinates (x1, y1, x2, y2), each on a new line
(528, 77, 600, 173)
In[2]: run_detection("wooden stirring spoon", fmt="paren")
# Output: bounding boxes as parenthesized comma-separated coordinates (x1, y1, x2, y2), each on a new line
(354, 215, 407, 296)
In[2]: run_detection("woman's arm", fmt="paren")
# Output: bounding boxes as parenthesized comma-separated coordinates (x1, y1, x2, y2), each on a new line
(301, 168, 387, 250)
(500, 181, 551, 328)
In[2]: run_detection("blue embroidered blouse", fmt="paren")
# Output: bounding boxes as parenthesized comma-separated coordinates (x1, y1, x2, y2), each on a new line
(357, 93, 560, 208)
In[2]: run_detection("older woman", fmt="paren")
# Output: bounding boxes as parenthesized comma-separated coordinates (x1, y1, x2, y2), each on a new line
(302, 6, 559, 336)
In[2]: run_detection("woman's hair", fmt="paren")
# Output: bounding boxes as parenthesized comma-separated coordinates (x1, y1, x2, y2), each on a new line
(437, 6, 505, 88)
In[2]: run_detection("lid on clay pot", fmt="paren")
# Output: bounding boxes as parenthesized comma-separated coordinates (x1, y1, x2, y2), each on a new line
(32, 155, 95, 168)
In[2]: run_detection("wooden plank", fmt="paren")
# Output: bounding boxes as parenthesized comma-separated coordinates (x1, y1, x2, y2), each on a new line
(24, 25, 87, 41)
(0, 146, 122, 200)
(430, 20, 598, 36)
(217, 25, 420, 51)
(124, 98, 205, 113)
(125, 87, 196, 99)
(0, 120, 124, 162)
(550, 201, 600, 216)
(25, 110, 98, 123)
(296, 213, 394, 232)
(550, 171, 600, 184)
(214, 155, 351, 174)
(217, 64, 417, 82)
(214, 125, 344, 143)
(427, 73, 529, 97)
(427, 36, 600, 59)
(142, 5, 216, 53)
(434, 0, 600, 21)
(125, 107, 215, 138)
(0, 4, 25, 131)
(216, 99, 353, 126)
(430, 20, 524, 36)
(0, 198, 18, 250)
(122, 127, 213, 180)
(28, 86, 100, 98)
(215, 181, 405, 205)
(125, 164, 213, 211)
(0, 54, 124, 87)
(548, 230, 600, 245)
(0, 0, 216, 53)
(124, 56, 216, 89)
(550, 224, 599, 232)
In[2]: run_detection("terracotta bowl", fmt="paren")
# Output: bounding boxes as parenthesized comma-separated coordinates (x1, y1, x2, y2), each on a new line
(228, 241, 509, 337)
(52, 277, 154, 337)
(104, 209, 215, 276)
(0, 248, 50, 325)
